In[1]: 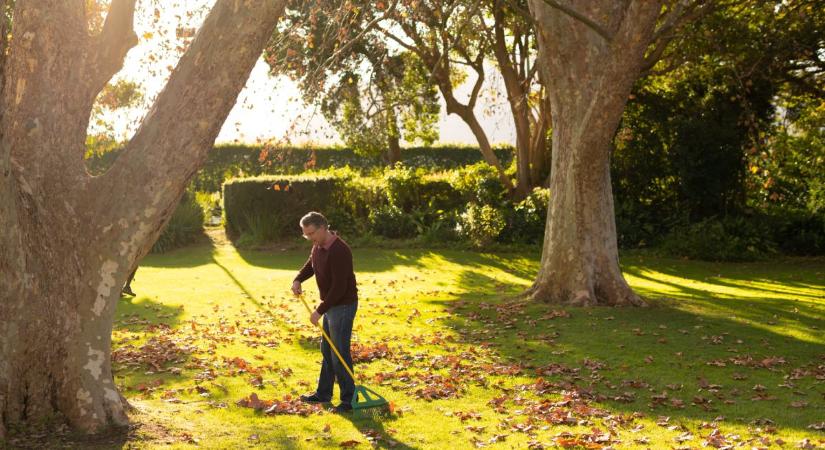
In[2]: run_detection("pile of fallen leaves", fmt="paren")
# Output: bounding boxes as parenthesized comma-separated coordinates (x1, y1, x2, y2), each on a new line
(112, 334, 195, 371)
(235, 393, 323, 416)
(351, 342, 391, 363)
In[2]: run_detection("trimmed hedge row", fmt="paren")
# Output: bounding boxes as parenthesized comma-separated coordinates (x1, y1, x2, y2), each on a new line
(222, 166, 550, 245)
(196, 145, 513, 193)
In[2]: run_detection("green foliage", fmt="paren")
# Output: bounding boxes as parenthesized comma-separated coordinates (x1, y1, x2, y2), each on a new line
(367, 205, 418, 239)
(222, 172, 352, 242)
(660, 216, 777, 262)
(456, 203, 506, 247)
(500, 187, 550, 244)
(183, 144, 514, 193)
(151, 193, 205, 254)
(451, 162, 507, 206)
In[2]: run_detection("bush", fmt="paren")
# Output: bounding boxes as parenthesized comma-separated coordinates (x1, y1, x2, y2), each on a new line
(764, 210, 825, 256)
(451, 162, 507, 206)
(223, 172, 351, 241)
(500, 188, 550, 244)
(660, 216, 777, 261)
(368, 205, 418, 238)
(151, 193, 205, 253)
(456, 203, 506, 247)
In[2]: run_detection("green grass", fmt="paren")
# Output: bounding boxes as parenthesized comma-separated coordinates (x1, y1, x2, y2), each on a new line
(58, 242, 825, 448)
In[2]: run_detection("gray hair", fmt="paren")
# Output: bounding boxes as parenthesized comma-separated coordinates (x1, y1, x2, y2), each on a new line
(299, 211, 328, 229)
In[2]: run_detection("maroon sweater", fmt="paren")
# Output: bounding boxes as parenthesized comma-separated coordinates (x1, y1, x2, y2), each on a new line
(294, 236, 358, 315)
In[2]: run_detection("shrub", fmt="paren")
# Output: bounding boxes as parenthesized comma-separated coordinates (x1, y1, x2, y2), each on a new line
(660, 216, 777, 261)
(456, 203, 506, 247)
(223, 173, 350, 240)
(451, 163, 507, 206)
(500, 188, 550, 244)
(368, 205, 418, 238)
(764, 210, 825, 256)
(151, 193, 205, 253)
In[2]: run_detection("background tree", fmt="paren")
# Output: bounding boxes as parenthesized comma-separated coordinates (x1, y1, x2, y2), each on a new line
(0, 0, 284, 436)
(526, 0, 711, 306)
(266, 0, 440, 164)
(486, 0, 550, 195)
(377, 0, 516, 193)
(611, 0, 824, 248)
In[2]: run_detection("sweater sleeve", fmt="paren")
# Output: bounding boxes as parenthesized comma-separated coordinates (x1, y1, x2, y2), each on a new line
(294, 256, 314, 283)
(316, 244, 353, 315)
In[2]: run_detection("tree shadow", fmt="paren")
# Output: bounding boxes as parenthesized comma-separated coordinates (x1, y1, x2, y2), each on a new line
(114, 294, 186, 332)
(430, 259, 825, 433)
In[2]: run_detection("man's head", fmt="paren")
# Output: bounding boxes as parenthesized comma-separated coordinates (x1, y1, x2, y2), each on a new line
(299, 211, 329, 246)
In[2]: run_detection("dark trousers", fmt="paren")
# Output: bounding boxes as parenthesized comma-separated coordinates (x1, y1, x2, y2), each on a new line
(315, 301, 357, 404)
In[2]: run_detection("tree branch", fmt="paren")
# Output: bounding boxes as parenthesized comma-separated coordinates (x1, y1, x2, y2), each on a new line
(641, 0, 714, 75)
(540, 0, 613, 42)
(86, 0, 138, 100)
(92, 0, 286, 262)
(311, 0, 400, 82)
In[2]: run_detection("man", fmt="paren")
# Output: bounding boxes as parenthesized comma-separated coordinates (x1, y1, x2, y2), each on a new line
(292, 211, 358, 413)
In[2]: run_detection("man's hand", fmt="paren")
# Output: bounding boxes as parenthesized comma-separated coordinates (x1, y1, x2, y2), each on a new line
(291, 280, 303, 296)
(310, 310, 321, 326)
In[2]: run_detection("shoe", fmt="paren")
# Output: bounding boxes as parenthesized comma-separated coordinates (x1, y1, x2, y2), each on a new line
(300, 393, 330, 404)
(122, 286, 136, 296)
(332, 403, 353, 413)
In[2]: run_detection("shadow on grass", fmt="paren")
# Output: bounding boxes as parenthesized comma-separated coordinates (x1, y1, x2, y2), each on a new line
(433, 258, 825, 432)
(114, 294, 186, 331)
(339, 413, 421, 450)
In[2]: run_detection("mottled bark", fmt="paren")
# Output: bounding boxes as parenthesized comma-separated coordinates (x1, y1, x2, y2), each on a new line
(0, 0, 285, 436)
(526, 0, 663, 306)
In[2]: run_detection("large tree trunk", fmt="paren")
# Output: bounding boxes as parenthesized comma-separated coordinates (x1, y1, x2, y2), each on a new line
(526, 0, 662, 306)
(0, 0, 285, 437)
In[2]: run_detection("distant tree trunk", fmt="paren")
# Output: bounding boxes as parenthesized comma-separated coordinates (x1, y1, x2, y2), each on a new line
(526, 0, 662, 306)
(528, 93, 550, 187)
(386, 134, 401, 165)
(492, 2, 543, 198)
(0, 0, 284, 436)
(450, 102, 514, 192)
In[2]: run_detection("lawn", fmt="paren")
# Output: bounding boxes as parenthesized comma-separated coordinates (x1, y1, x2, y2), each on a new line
(46, 238, 825, 449)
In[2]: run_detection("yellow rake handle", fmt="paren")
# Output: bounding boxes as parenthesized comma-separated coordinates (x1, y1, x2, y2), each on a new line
(296, 294, 357, 381)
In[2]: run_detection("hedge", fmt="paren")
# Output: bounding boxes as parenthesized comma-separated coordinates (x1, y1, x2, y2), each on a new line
(222, 166, 550, 246)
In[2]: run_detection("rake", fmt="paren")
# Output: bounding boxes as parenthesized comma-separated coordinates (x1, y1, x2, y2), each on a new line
(297, 294, 391, 418)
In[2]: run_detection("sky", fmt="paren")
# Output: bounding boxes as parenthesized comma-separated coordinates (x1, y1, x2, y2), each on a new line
(97, 0, 517, 147)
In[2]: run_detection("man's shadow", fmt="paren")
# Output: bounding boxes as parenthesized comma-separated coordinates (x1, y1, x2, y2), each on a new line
(339, 410, 419, 450)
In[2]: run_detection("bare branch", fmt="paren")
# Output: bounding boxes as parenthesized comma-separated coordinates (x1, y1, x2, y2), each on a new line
(540, 0, 613, 42)
(311, 0, 400, 82)
(87, 0, 138, 99)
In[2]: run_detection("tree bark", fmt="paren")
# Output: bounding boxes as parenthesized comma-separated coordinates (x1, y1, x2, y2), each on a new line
(0, 0, 285, 436)
(526, 0, 662, 306)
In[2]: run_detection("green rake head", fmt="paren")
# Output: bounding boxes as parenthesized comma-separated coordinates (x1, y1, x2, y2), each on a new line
(352, 385, 391, 418)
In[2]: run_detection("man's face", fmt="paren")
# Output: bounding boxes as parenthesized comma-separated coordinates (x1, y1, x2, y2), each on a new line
(301, 224, 326, 246)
